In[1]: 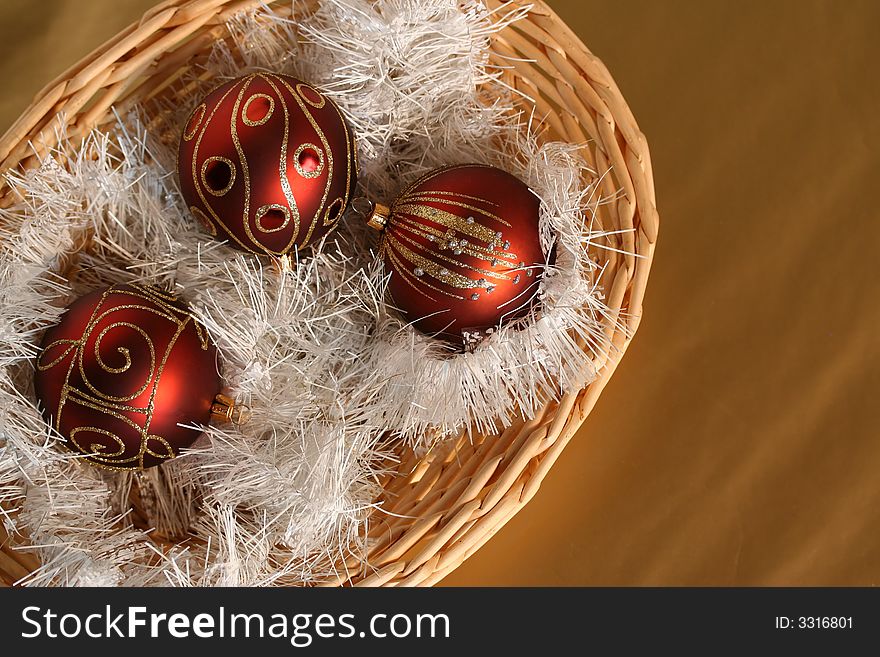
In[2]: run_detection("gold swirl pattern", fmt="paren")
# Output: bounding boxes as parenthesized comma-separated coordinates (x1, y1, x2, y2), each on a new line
(278, 75, 336, 248)
(190, 205, 218, 236)
(231, 77, 265, 250)
(323, 197, 345, 226)
(184, 73, 355, 256)
(183, 103, 206, 141)
(293, 143, 325, 179)
(256, 203, 291, 233)
(201, 156, 236, 197)
(70, 427, 127, 459)
(296, 82, 327, 108)
(381, 165, 521, 303)
(36, 284, 213, 471)
(190, 79, 248, 249)
(241, 93, 275, 127)
(144, 435, 176, 460)
(83, 320, 155, 401)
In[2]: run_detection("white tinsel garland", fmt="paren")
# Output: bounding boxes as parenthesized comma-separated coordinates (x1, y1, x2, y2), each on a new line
(0, 0, 622, 586)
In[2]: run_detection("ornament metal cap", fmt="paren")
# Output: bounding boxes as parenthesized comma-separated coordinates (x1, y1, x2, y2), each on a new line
(211, 393, 251, 425)
(366, 202, 391, 231)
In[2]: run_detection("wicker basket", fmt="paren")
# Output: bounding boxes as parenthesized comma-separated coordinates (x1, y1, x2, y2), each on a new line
(0, 0, 658, 587)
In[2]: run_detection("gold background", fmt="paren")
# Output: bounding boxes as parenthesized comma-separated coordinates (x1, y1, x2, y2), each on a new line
(1, 1, 877, 585)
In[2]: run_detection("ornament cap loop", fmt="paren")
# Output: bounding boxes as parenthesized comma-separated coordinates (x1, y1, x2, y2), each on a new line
(212, 393, 251, 425)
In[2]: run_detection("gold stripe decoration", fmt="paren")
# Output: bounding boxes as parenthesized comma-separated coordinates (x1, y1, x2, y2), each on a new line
(177, 73, 358, 257)
(367, 164, 550, 344)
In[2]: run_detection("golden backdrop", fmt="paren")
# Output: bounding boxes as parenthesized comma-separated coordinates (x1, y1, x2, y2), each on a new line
(1, 1, 877, 586)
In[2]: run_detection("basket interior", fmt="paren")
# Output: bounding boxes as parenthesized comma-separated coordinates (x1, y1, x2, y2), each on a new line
(0, 0, 658, 587)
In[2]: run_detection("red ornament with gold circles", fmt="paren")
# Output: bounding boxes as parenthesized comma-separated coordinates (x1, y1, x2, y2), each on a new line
(376, 164, 553, 343)
(34, 284, 222, 470)
(177, 72, 358, 256)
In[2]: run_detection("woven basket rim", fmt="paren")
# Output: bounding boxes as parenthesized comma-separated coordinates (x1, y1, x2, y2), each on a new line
(0, 0, 659, 587)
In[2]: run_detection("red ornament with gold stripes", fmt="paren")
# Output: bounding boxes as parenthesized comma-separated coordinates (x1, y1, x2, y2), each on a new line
(177, 72, 358, 257)
(367, 164, 553, 345)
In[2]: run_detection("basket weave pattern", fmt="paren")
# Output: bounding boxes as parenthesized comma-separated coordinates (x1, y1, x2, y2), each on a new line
(0, 0, 658, 587)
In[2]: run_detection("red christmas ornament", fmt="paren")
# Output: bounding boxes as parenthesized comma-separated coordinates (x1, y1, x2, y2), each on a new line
(367, 164, 553, 344)
(177, 72, 358, 256)
(34, 284, 223, 470)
